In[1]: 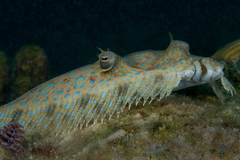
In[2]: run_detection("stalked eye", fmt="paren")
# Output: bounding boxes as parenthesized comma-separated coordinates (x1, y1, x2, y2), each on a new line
(97, 48, 117, 72)
(101, 56, 109, 62)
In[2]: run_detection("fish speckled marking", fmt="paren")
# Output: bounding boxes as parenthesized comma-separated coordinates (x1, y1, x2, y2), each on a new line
(0, 34, 236, 135)
(0, 49, 181, 135)
(124, 33, 236, 102)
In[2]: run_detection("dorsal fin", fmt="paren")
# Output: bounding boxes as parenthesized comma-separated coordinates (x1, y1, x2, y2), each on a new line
(169, 32, 173, 43)
(97, 47, 104, 53)
(164, 33, 191, 61)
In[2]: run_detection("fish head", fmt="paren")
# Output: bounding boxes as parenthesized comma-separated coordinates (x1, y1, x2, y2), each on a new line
(173, 56, 225, 91)
(199, 57, 224, 82)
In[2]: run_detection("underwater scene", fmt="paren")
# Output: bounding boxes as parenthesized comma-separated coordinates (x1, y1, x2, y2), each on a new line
(0, 0, 240, 159)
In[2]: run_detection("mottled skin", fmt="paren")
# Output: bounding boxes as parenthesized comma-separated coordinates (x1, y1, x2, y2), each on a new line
(0, 36, 236, 136)
(0, 50, 180, 135)
(124, 34, 190, 70)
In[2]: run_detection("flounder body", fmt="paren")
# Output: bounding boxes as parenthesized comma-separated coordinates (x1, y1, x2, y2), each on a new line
(0, 35, 236, 136)
(0, 50, 181, 135)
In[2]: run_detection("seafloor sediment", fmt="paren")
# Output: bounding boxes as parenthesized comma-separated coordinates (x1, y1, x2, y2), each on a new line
(2, 83, 239, 160)
(53, 91, 240, 160)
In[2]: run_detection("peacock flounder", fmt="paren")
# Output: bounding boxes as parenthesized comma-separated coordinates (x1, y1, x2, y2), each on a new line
(0, 34, 236, 136)
(0, 48, 181, 136)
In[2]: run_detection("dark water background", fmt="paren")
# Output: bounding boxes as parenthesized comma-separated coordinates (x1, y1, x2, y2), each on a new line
(0, 0, 240, 75)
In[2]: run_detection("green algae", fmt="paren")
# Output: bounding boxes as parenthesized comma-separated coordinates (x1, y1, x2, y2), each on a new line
(0, 51, 9, 105)
(37, 93, 238, 159)
(11, 45, 48, 100)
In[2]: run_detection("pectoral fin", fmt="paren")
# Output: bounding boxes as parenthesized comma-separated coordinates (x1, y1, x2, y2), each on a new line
(209, 81, 225, 103)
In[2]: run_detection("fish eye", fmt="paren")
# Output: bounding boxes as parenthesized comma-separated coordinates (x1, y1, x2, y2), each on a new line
(101, 56, 109, 62)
